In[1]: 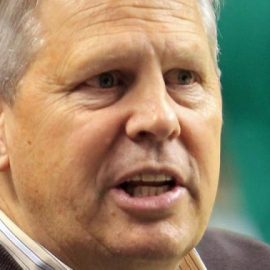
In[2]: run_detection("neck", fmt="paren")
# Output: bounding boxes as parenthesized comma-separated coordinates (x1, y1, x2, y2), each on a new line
(70, 258, 180, 270)
(60, 248, 182, 270)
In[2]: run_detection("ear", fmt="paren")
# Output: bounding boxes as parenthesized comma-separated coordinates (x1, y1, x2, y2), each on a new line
(0, 101, 10, 171)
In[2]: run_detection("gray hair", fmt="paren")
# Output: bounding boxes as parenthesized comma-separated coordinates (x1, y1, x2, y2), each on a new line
(198, 0, 220, 71)
(0, 0, 41, 103)
(0, 0, 220, 103)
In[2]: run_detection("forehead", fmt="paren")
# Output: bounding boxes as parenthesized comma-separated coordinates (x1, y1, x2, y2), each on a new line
(31, 0, 213, 85)
(38, 0, 206, 40)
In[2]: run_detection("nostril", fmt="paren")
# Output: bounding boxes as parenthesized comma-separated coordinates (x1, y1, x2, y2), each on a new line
(138, 131, 148, 138)
(137, 130, 159, 142)
(136, 129, 178, 142)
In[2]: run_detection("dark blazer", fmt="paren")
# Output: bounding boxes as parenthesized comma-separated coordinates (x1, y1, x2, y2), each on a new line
(0, 244, 22, 270)
(197, 228, 270, 270)
(1, 228, 270, 269)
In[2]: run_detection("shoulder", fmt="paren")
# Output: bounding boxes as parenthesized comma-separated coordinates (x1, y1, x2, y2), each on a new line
(197, 228, 270, 270)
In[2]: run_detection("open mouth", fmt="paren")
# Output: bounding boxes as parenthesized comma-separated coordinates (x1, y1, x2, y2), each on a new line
(117, 173, 177, 198)
(111, 171, 185, 213)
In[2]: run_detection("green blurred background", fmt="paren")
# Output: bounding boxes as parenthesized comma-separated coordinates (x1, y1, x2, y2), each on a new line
(210, 0, 270, 244)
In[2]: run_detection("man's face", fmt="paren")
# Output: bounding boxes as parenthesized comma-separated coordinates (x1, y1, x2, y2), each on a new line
(2, 0, 222, 268)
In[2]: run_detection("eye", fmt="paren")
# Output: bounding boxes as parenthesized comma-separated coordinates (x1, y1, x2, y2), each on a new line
(177, 70, 196, 85)
(85, 71, 123, 89)
(98, 72, 118, 88)
(165, 69, 197, 86)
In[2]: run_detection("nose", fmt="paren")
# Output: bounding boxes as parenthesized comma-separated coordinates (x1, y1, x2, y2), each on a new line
(125, 86, 181, 142)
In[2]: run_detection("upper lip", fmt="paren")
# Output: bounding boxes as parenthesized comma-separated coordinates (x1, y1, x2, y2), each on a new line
(111, 163, 186, 188)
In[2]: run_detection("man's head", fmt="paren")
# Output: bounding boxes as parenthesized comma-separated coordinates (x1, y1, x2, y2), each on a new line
(0, 1, 222, 269)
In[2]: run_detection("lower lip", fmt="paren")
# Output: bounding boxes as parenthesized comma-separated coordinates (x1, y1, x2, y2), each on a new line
(110, 186, 186, 215)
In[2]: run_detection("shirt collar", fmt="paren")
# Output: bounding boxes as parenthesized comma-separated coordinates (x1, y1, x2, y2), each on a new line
(0, 210, 71, 269)
(0, 210, 206, 270)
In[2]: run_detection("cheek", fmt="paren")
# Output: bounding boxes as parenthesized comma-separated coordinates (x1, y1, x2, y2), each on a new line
(65, 109, 125, 178)
(180, 109, 221, 204)
(177, 111, 221, 239)
(181, 108, 221, 174)
(6, 107, 127, 235)
(46, 109, 127, 221)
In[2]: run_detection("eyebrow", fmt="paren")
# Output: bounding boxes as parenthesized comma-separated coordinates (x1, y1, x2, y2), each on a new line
(162, 34, 210, 73)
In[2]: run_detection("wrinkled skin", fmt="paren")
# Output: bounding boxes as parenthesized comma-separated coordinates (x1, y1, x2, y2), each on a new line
(0, 0, 222, 269)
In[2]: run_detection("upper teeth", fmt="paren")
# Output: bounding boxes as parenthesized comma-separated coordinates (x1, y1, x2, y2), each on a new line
(127, 173, 172, 182)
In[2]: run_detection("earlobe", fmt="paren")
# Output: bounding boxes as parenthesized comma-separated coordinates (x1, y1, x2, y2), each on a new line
(0, 105, 10, 171)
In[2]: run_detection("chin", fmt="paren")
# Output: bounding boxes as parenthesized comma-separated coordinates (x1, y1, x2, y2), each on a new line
(104, 226, 197, 262)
